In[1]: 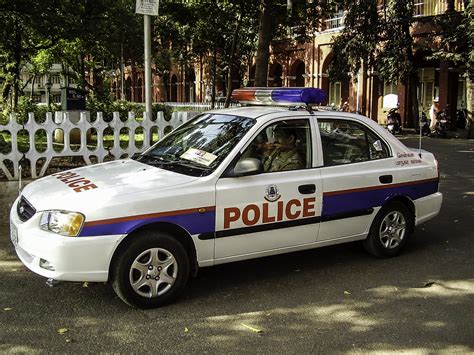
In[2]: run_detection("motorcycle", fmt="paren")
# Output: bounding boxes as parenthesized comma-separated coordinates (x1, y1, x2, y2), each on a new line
(435, 111, 448, 138)
(386, 107, 402, 135)
(418, 111, 431, 136)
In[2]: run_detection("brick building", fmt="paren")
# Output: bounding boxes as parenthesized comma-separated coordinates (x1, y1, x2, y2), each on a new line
(129, 0, 469, 128)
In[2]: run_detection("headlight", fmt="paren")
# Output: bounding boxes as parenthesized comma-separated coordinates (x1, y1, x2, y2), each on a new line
(39, 211, 85, 237)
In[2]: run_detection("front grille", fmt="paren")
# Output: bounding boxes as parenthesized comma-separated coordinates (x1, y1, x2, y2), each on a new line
(17, 196, 36, 222)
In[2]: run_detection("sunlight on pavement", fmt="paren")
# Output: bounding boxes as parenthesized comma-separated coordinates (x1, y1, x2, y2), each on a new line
(205, 302, 379, 334)
(366, 279, 474, 298)
(0, 345, 38, 353)
(347, 344, 472, 354)
(0, 259, 23, 269)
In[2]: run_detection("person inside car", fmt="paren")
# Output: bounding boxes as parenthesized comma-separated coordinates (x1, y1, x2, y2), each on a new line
(263, 125, 303, 172)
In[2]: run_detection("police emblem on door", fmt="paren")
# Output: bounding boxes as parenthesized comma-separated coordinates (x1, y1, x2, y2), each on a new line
(265, 184, 280, 202)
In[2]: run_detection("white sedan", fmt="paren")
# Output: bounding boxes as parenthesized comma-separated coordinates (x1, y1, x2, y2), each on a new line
(10, 87, 442, 308)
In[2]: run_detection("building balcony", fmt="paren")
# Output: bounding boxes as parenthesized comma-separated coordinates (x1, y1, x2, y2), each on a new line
(413, 0, 465, 17)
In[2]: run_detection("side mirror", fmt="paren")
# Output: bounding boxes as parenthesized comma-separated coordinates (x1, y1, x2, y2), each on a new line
(231, 158, 263, 177)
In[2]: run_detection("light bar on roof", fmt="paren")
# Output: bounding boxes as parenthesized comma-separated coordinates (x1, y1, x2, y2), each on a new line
(231, 87, 326, 105)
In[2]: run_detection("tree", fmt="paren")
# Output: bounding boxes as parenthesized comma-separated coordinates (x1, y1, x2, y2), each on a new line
(330, 0, 420, 126)
(154, 0, 259, 106)
(0, 0, 143, 109)
(0, 0, 65, 108)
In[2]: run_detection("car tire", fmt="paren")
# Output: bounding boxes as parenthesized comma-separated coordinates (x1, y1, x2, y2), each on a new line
(363, 201, 413, 258)
(110, 231, 190, 308)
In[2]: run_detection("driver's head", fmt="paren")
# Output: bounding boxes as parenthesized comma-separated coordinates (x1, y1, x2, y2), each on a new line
(273, 125, 297, 148)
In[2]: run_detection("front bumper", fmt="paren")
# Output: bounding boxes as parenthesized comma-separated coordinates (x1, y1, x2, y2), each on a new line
(10, 197, 124, 282)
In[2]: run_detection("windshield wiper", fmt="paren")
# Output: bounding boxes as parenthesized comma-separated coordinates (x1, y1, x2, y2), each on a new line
(161, 158, 212, 171)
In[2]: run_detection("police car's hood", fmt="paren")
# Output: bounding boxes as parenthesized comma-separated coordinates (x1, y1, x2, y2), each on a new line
(21, 159, 198, 211)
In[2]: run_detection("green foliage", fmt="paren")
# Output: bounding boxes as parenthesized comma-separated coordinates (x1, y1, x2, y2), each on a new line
(0, 96, 59, 125)
(86, 97, 174, 122)
(429, 1, 474, 77)
(0, 0, 143, 110)
(376, 0, 415, 84)
(329, 0, 382, 81)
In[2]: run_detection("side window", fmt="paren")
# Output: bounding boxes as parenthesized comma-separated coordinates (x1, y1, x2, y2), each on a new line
(318, 120, 389, 167)
(242, 119, 312, 172)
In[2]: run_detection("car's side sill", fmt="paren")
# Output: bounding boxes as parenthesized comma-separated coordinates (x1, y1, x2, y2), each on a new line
(208, 233, 367, 267)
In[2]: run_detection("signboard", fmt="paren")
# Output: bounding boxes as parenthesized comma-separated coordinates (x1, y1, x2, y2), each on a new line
(61, 87, 87, 111)
(136, 0, 159, 16)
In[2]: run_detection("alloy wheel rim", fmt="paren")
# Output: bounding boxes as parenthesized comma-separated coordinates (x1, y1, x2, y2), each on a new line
(379, 211, 406, 249)
(129, 248, 178, 298)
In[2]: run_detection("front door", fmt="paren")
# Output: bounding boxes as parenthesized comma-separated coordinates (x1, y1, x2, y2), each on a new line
(214, 118, 322, 261)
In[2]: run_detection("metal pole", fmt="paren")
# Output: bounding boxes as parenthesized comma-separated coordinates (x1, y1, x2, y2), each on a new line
(121, 42, 125, 100)
(144, 15, 153, 119)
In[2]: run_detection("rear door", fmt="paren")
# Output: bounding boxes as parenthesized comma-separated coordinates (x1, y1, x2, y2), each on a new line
(317, 118, 393, 241)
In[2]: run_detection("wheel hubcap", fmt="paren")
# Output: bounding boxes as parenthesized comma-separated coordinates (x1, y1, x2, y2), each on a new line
(379, 211, 406, 249)
(129, 248, 178, 298)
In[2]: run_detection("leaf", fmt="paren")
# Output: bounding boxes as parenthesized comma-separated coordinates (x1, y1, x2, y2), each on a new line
(184, 327, 189, 333)
(241, 323, 263, 333)
(82, 282, 89, 288)
(57, 328, 68, 335)
(422, 282, 435, 288)
(344, 290, 351, 295)
(4, 308, 12, 311)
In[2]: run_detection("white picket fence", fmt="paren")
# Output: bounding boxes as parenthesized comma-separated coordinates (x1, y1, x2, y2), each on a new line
(0, 111, 198, 180)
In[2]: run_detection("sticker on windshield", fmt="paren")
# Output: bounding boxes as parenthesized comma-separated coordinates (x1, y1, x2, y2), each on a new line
(180, 148, 218, 166)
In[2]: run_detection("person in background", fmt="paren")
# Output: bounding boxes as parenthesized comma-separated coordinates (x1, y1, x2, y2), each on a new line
(340, 100, 350, 112)
(429, 98, 440, 132)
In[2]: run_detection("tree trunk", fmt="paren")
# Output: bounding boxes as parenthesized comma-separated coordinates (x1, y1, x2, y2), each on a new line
(402, 11, 418, 128)
(30, 75, 36, 101)
(225, 14, 243, 108)
(13, 17, 22, 110)
(78, 54, 87, 90)
(211, 48, 217, 109)
(254, 0, 274, 87)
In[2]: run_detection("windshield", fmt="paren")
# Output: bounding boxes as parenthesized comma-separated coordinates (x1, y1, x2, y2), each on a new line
(135, 113, 255, 176)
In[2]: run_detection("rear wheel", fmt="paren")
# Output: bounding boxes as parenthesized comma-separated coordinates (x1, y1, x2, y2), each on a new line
(111, 231, 189, 308)
(363, 201, 413, 258)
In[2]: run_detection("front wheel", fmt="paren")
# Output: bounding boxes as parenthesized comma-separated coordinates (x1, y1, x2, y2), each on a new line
(363, 201, 413, 258)
(110, 231, 190, 308)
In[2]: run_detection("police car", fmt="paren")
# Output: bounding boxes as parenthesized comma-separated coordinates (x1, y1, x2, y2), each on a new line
(10, 87, 442, 308)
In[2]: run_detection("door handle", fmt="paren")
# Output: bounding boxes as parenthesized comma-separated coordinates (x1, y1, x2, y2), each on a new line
(379, 175, 393, 184)
(299, 184, 316, 194)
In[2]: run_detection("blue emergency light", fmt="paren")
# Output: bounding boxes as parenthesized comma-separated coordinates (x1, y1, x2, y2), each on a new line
(232, 87, 326, 106)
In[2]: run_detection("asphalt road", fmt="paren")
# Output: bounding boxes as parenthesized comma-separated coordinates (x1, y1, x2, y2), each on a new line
(1, 136, 473, 353)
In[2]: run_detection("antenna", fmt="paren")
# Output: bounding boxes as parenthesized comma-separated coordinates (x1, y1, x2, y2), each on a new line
(18, 165, 22, 194)
(418, 116, 422, 158)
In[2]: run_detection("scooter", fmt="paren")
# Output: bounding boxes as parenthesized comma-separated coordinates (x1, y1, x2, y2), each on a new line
(418, 111, 431, 136)
(386, 107, 402, 135)
(435, 111, 448, 138)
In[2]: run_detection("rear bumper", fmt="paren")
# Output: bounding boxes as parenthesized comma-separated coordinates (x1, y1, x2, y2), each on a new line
(414, 192, 443, 226)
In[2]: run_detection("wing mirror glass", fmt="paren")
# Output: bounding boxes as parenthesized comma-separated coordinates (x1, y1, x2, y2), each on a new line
(231, 158, 263, 177)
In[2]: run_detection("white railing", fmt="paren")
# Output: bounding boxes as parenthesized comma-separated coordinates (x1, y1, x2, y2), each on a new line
(323, 11, 345, 32)
(0, 111, 198, 181)
(414, 0, 464, 17)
